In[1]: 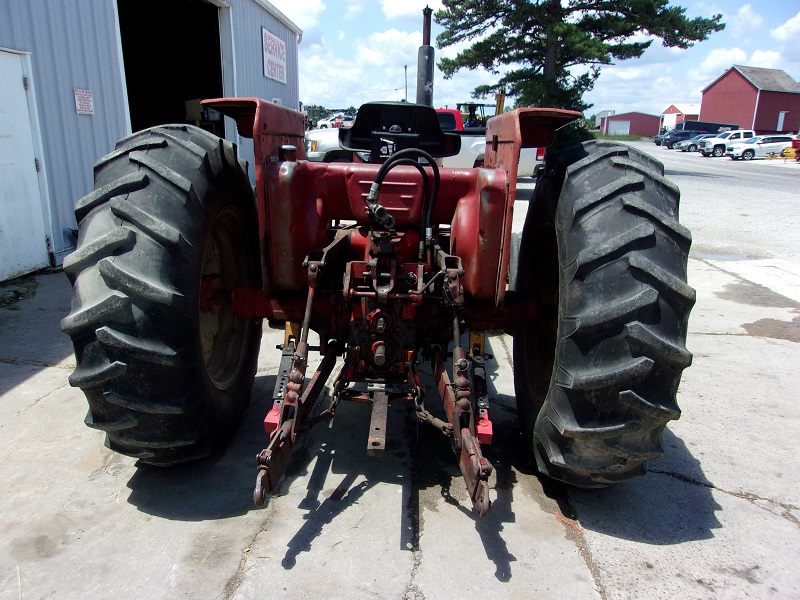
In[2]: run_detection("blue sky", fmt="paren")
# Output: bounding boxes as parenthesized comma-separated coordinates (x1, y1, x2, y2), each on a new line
(268, 0, 800, 116)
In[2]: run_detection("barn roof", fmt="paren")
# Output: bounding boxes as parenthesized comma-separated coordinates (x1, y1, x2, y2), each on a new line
(703, 65, 800, 94)
(662, 103, 700, 115)
(607, 112, 659, 119)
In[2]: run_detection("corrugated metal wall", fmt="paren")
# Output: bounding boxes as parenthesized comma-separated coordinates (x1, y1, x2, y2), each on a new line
(0, 0, 130, 263)
(227, 0, 301, 177)
(229, 0, 299, 107)
(0, 0, 300, 267)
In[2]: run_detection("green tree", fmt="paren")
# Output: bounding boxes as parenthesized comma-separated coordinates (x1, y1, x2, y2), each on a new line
(436, 1, 724, 112)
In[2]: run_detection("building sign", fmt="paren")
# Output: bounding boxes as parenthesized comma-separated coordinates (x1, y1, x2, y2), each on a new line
(262, 28, 286, 84)
(74, 88, 94, 115)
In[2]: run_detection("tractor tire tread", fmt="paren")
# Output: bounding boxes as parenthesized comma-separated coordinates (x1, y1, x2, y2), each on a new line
(514, 140, 694, 488)
(63, 125, 259, 464)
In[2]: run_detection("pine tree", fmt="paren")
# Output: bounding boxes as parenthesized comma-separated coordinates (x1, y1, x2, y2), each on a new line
(436, 0, 724, 112)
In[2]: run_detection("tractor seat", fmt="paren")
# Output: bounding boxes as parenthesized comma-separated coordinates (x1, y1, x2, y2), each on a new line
(339, 102, 461, 163)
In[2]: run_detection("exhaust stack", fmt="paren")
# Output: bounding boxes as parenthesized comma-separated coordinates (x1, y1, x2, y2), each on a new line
(416, 6, 434, 106)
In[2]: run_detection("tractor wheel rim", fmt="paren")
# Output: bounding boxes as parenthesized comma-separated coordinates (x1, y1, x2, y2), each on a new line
(199, 207, 251, 390)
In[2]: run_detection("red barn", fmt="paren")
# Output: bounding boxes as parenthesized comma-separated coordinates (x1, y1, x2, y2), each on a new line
(700, 65, 800, 133)
(660, 104, 700, 131)
(600, 112, 661, 136)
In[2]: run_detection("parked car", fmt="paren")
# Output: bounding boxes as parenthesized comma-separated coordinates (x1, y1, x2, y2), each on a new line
(725, 135, 796, 160)
(316, 113, 353, 129)
(661, 129, 704, 149)
(674, 134, 716, 152)
(699, 129, 757, 156)
(653, 133, 666, 146)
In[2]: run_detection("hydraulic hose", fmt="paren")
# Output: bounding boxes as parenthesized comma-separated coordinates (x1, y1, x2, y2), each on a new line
(366, 148, 440, 259)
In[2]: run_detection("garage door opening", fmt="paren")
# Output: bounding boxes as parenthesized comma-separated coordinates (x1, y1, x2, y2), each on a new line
(117, 0, 223, 134)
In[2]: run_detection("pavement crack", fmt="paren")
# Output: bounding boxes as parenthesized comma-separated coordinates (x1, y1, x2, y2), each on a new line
(402, 550, 424, 600)
(16, 381, 70, 417)
(496, 333, 514, 370)
(578, 540, 608, 600)
(223, 508, 278, 599)
(688, 332, 752, 337)
(648, 468, 800, 529)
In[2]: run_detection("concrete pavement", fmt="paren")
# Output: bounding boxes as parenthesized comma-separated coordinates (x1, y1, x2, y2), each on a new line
(1, 172, 799, 597)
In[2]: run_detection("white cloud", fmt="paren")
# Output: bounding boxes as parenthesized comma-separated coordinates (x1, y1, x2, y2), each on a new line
(381, 0, 443, 21)
(730, 4, 764, 34)
(748, 50, 782, 70)
(599, 65, 654, 82)
(584, 69, 685, 116)
(699, 47, 747, 76)
(268, 0, 326, 32)
(355, 29, 421, 67)
(344, 0, 365, 21)
(770, 11, 800, 42)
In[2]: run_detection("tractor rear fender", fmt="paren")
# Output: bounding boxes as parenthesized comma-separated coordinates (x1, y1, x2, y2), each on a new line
(484, 108, 581, 305)
(202, 97, 306, 295)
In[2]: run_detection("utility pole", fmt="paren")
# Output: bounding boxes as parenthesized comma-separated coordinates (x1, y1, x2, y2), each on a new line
(404, 65, 408, 102)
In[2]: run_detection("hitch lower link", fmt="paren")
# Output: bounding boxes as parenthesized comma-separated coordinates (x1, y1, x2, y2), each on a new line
(432, 335, 494, 516)
(252, 243, 495, 516)
(254, 340, 495, 516)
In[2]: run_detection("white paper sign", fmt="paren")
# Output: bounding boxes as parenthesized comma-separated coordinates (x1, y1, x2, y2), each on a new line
(262, 28, 287, 84)
(74, 88, 94, 115)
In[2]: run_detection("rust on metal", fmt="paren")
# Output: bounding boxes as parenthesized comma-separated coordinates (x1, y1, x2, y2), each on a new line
(367, 391, 389, 456)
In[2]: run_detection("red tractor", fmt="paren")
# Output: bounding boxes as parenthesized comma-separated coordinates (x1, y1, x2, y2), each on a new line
(62, 40, 693, 515)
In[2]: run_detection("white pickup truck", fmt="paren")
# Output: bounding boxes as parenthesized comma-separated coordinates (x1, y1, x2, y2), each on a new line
(305, 108, 542, 175)
(698, 129, 757, 157)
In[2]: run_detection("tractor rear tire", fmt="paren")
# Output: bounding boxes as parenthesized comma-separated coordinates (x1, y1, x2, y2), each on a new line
(513, 140, 695, 487)
(62, 125, 262, 465)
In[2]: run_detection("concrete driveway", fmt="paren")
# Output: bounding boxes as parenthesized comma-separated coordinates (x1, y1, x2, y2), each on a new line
(1, 140, 798, 599)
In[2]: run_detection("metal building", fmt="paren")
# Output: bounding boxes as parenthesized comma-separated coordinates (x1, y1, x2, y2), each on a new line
(601, 112, 661, 137)
(0, 0, 301, 281)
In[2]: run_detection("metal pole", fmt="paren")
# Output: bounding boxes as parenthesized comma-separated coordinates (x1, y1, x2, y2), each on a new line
(405, 65, 408, 102)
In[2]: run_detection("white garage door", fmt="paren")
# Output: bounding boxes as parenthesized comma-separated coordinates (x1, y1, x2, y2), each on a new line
(608, 120, 631, 135)
(0, 50, 49, 281)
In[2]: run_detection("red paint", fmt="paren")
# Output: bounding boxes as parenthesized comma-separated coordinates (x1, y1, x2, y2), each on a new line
(205, 100, 579, 319)
(436, 108, 464, 131)
(484, 108, 580, 304)
(753, 91, 800, 133)
(476, 410, 493, 445)
(264, 406, 280, 434)
(700, 70, 758, 128)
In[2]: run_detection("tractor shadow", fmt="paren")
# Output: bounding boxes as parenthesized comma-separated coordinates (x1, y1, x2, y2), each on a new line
(565, 427, 722, 544)
(126, 358, 719, 573)
(125, 372, 300, 521)
(273, 380, 525, 580)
